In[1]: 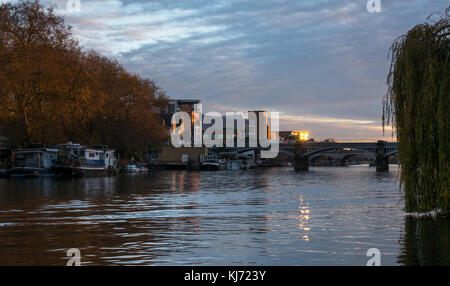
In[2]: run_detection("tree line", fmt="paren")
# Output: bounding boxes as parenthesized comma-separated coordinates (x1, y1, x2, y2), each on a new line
(0, 0, 168, 156)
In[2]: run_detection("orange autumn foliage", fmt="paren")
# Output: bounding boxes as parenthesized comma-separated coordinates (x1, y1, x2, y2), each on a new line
(0, 0, 168, 154)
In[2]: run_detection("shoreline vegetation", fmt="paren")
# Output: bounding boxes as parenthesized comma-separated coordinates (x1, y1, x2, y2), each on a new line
(0, 0, 168, 157)
(383, 7, 449, 214)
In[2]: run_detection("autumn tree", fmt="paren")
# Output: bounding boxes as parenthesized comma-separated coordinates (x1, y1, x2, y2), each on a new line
(0, 0, 167, 155)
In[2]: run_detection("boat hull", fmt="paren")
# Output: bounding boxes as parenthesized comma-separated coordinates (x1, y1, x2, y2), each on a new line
(122, 168, 148, 173)
(9, 167, 55, 178)
(53, 166, 118, 178)
(201, 162, 226, 171)
(0, 169, 9, 178)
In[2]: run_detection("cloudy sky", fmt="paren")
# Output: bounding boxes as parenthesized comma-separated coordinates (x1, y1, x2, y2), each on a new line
(33, 0, 449, 140)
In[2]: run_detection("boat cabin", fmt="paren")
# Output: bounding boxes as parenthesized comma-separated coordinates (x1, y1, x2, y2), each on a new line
(11, 148, 58, 171)
(85, 148, 116, 168)
(56, 142, 116, 169)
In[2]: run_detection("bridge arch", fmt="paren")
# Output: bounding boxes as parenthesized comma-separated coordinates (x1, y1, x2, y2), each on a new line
(308, 154, 334, 165)
(277, 148, 295, 159)
(384, 150, 398, 158)
(340, 153, 371, 165)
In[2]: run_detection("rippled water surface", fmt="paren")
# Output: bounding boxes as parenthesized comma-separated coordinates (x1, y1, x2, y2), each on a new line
(1, 165, 449, 265)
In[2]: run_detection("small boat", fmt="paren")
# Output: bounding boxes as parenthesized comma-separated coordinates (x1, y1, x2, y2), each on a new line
(201, 160, 226, 171)
(123, 164, 149, 173)
(201, 162, 221, 171)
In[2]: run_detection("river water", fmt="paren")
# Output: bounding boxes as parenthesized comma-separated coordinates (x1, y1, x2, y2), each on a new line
(0, 165, 449, 266)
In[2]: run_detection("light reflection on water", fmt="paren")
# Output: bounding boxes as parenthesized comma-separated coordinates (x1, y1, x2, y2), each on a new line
(0, 165, 448, 265)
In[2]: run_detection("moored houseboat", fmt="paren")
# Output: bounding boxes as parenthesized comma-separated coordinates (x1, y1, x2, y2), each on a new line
(53, 142, 118, 178)
(0, 149, 11, 178)
(10, 148, 58, 178)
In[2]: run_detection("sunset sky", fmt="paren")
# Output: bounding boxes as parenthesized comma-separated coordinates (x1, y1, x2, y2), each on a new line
(23, 0, 449, 140)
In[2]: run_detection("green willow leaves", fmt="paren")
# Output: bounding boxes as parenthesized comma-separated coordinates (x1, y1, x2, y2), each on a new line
(383, 7, 449, 214)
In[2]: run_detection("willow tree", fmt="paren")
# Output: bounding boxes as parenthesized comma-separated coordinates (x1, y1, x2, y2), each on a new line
(383, 8, 449, 214)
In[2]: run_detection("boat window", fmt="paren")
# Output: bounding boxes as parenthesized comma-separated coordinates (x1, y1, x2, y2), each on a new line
(89, 153, 95, 158)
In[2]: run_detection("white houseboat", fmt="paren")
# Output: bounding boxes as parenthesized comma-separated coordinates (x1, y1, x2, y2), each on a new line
(53, 142, 118, 178)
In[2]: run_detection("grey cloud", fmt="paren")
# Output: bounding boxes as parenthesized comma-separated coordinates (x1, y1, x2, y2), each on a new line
(39, 0, 450, 139)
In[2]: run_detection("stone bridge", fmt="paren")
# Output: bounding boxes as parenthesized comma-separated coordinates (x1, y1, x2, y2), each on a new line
(209, 140, 397, 172)
(283, 141, 397, 172)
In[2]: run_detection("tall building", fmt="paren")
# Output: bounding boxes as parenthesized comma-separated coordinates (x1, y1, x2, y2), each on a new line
(162, 99, 202, 145)
(248, 110, 273, 145)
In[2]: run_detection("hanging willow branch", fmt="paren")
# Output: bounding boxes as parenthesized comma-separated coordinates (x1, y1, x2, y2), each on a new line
(383, 7, 449, 214)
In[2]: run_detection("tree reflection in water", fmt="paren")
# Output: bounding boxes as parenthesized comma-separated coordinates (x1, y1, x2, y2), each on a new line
(398, 215, 450, 266)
